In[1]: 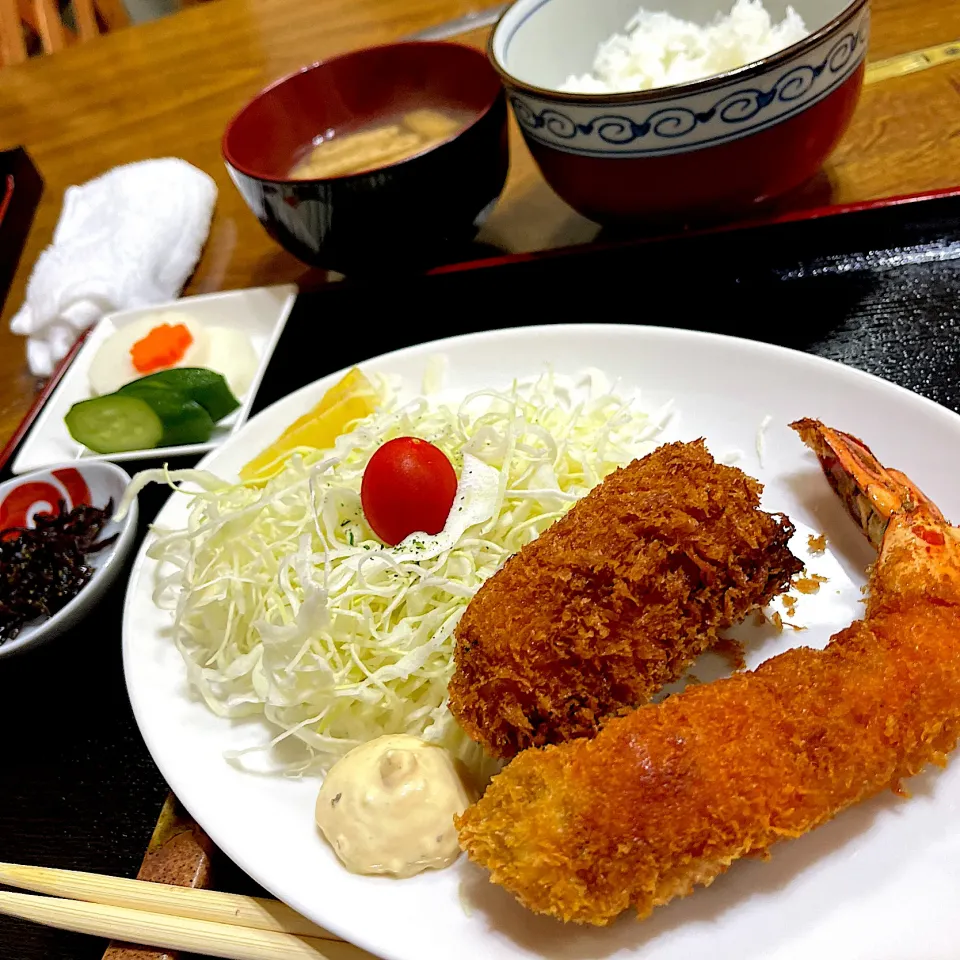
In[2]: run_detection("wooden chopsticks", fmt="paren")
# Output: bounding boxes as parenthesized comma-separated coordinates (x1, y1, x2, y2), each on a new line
(0, 862, 377, 960)
(864, 40, 960, 85)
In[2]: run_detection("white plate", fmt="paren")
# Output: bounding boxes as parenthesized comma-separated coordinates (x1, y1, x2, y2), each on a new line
(123, 325, 960, 960)
(11, 285, 297, 475)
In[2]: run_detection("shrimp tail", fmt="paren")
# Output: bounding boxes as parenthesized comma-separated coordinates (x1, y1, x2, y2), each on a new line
(790, 418, 942, 546)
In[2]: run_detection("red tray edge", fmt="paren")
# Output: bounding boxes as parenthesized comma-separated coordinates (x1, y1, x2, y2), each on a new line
(430, 185, 960, 278)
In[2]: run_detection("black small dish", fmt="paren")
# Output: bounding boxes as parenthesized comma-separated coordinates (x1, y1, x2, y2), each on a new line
(0, 147, 44, 314)
(222, 41, 509, 275)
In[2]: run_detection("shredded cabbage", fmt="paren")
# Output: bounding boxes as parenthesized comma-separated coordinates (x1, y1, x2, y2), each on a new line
(133, 367, 673, 780)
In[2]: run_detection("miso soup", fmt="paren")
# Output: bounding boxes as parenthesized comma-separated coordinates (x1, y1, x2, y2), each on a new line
(289, 108, 471, 180)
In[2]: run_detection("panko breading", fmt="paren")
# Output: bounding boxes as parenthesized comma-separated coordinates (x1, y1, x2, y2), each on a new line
(448, 440, 801, 759)
(456, 422, 960, 926)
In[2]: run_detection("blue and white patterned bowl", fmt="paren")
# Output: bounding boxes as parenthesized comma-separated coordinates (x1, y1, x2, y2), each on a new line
(489, 0, 869, 225)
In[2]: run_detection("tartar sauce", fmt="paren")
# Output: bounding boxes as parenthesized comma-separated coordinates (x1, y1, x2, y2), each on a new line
(315, 734, 477, 878)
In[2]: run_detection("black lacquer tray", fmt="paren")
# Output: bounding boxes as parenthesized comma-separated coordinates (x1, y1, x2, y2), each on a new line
(3, 188, 960, 959)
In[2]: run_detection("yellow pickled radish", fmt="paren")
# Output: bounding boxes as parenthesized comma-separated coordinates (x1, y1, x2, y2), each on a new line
(239, 368, 378, 482)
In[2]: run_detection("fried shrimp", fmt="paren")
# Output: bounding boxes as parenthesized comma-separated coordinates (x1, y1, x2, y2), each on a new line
(456, 421, 960, 924)
(448, 439, 801, 760)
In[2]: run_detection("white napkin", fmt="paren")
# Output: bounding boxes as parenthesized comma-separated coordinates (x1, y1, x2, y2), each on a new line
(10, 158, 217, 377)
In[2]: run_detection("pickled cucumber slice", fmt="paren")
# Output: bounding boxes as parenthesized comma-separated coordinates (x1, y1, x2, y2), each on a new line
(122, 368, 240, 422)
(65, 395, 164, 453)
(117, 382, 214, 447)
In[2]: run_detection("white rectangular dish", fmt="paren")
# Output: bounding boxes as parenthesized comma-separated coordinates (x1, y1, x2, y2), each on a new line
(11, 284, 297, 475)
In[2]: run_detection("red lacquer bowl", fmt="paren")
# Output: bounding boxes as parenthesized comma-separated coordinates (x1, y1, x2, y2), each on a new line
(223, 42, 509, 274)
(489, 0, 869, 226)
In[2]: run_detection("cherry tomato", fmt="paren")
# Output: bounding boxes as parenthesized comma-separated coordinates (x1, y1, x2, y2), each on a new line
(361, 437, 458, 546)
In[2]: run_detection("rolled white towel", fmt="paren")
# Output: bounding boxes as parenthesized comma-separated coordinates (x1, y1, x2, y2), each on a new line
(10, 157, 217, 376)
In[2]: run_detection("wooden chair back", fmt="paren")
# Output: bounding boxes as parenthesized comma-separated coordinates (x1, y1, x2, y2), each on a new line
(0, 0, 129, 66)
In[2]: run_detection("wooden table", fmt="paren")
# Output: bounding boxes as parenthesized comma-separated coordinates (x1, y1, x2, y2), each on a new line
(1, 0, 960, 446)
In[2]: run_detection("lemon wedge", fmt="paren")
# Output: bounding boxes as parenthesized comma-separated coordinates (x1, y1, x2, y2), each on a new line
(240, 367, 379, 482)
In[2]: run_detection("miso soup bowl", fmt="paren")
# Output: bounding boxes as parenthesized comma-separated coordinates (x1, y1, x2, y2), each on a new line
(490, 0, 869, 226)
(223, 42, 509, 273)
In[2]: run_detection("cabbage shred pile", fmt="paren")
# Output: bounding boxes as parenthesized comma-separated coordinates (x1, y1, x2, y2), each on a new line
(139, 370, 670, 778)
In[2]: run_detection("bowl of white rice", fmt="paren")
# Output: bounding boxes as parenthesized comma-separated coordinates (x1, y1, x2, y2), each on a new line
(489, 0, 869, 225)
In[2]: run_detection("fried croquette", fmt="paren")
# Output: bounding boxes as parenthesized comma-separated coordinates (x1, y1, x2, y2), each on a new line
(448, 439, 802, 760)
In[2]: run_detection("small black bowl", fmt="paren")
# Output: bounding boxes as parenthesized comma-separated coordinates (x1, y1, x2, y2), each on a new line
(222, 41, 510, 275)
